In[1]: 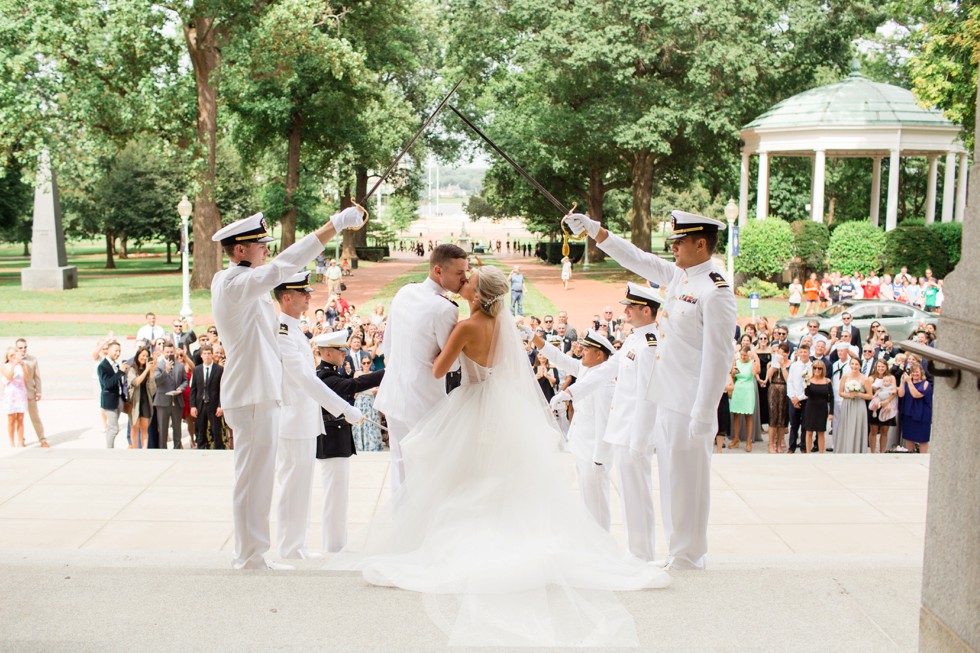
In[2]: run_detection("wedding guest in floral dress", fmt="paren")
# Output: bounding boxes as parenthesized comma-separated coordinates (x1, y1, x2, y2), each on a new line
(352, 357, 383, 452)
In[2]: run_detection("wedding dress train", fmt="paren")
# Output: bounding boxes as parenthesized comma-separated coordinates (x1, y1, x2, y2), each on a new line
(326, 312, 670, 647)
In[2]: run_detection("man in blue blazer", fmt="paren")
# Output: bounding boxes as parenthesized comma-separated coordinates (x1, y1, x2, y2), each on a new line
(97, 341, 128, 448)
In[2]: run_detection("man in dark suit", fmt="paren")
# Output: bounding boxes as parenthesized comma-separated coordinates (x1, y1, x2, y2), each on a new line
(97, 341, 128, 448)
(840, 312, 861, 345)
(189, 345, 224, 449)
(153, 340, 187, 449)
(314, 332, 385, 552)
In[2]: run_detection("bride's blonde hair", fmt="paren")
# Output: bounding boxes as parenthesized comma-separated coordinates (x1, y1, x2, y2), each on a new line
(475, 266, 509, 318)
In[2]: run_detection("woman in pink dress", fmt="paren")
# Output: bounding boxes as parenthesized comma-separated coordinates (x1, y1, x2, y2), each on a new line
(2, 346, 29, 447)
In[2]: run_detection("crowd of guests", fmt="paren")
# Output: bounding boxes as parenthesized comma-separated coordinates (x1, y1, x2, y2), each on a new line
(787, 267, 944, 316)
(95, 302, 389, 453)
(716, 316, 935, 455)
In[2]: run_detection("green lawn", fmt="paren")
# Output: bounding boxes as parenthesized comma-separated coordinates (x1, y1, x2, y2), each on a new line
(0, 321, 142, 337)
(0, 273, 213, 316)
(482, 257, 558, 318)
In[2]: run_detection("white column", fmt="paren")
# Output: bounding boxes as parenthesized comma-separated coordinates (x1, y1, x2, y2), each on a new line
(812, 150, 826, 222)
(942, 152, 956, 222)
(955, 152, 968, 222)
(738, 152, 749, 227)
(925, 155, 938, 225)
(756, 151, 769, 220)
(870, 157, 882, 227)
(885, 149, 900, 231)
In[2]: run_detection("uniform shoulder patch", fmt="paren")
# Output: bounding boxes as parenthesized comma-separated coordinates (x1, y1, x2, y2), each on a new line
(709, 271, 730, 289)
(645, 332, 658, 346)
(440, 293, 459, 306)
(279, 323, 288, 335)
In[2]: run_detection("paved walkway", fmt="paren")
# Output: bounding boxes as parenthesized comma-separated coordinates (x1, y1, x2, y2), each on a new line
(496, 253, 636, 329)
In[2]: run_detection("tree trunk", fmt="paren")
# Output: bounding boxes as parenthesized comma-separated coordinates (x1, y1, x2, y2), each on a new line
(630, 148, 654, 252)
(166, 241, 172, 265)
(827, 196, 836, 225)
(184, 17, 223, 290)
(340, 187, 358, 262)
(585, 168, 606, 263)
(21, 241, 28, 256)
(119, 234, 128, 259)
(353, 166, 369, 249)
(281, 111, 302, 249)
(105, 230, 116, 270)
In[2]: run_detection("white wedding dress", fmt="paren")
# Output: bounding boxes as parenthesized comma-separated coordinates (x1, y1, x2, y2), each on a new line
(326, 311, 670, 647)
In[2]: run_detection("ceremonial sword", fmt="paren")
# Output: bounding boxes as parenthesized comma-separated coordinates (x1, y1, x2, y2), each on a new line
(355, 79, 465, 210)
(447, 105, 585, 253)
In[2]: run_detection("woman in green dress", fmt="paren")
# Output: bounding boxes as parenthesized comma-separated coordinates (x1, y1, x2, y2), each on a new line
(729, 345, 760, 452)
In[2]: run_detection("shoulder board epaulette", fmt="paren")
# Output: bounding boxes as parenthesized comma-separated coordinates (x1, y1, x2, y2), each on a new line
(709, 271, 729, 289)
(279, 323, 288, 335)
(440, 294, 459, 306)
(645, 332, 658, 346)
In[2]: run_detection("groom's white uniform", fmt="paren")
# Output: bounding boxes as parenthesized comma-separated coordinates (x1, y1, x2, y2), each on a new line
(374, 278, 459, 494)
(539, 339, 616, 530)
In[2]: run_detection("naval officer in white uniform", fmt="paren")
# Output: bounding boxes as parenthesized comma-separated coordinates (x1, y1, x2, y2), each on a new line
(273, 272, 361, 560)
(532, 329, 617, 530)
(552, 282, 663, 560)
(373, 244, 468, 495)
(565, 210, 737, 570)
(211, 207, 363, 570)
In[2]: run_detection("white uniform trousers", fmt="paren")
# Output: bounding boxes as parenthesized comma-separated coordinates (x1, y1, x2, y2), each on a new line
(614, 446, 657, 561)
(385, 416, 412, 497)
(275, 437, 316, 559)
(319, 457, 351, 553)
(575, 458, 611, 531)
(223, 400, 281, 569)
(653, 407, 713, 570)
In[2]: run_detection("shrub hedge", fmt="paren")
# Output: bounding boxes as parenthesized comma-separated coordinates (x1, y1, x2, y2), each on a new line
(828, 221, 886, 275)
(735, 219, 794, 278)
(883, 226, 950, 278)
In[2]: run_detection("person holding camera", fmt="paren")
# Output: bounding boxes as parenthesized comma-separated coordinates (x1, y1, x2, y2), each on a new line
(153, 341, 187, 449)
(97, 341, 129, 448)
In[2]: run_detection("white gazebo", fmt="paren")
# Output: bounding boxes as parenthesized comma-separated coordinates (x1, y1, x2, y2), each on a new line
(738, 65, 968, 230)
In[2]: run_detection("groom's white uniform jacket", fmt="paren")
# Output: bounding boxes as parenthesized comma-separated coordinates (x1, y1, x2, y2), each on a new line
(539, 342, 615, 465)
(374, 278, 459, 427)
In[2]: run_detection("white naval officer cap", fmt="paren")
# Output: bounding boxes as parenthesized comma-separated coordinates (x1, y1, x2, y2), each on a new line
(619, 281, 663, 310)
(313, 331, 350, 350)
(578, 329, 614, 356)
(274, 271, 314, 294)
(211, 212, 275, 246)
(665, 210, 727, 242)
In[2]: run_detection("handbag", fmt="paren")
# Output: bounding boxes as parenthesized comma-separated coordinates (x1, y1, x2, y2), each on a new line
(340, 282, 347, 291)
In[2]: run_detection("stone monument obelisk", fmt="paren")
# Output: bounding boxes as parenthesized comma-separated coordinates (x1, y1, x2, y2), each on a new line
(20, 150, 78, 291)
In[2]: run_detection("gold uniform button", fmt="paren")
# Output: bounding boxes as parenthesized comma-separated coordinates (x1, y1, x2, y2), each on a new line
(683, 279, 689, 284)
(663, 311, 669, 318)
(655, 355, 661, 360)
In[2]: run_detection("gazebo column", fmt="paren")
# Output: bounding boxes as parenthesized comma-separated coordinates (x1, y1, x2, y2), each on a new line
(942, 152, 956, 222)
(812, 150, 826, 222)
(756, 151, 769, 219)
(738, 152, 749, 227)
(885, 149, 900, 231)
(869, 157, 882, 227)
(955, 152, 968, 222)
(925, 155, 938, 225)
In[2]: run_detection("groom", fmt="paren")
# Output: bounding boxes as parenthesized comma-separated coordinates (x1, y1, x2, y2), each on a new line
(374, 244, 468, 495)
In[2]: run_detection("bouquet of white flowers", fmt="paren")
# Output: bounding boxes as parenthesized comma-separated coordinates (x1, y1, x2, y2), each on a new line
(844, 379, 863, 394)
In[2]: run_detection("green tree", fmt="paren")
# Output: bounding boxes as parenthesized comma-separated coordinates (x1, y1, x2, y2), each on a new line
(0, 162, 33, 255)
(735, 218, 794, 278)
(791, 220, 831, 276)
(827, 221, 886, 274)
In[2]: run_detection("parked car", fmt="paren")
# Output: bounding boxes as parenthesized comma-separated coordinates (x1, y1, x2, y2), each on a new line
(776, 300, 939, 345)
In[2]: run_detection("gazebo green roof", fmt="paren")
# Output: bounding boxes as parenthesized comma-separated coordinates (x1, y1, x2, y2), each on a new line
(744, 70, 956, 131)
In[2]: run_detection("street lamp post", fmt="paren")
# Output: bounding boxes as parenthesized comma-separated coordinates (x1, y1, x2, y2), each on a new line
(724, 198, 738, 283)
(177, 195, 194, 325)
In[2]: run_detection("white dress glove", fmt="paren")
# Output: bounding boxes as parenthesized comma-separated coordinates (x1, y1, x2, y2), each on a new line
(687, 418, 714, 440)
(563, 213, 600, 238)
(330, 206, 365, 232)
(343, 405, 364, 425)
(550, 390, 572, 409)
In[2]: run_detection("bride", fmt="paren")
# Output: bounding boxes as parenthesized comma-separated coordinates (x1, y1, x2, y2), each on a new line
(327, 266, 670, 647)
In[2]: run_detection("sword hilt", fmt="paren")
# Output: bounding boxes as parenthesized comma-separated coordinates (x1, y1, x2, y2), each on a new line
(347, 202, 369, 231)
(559, 202, 586, 256)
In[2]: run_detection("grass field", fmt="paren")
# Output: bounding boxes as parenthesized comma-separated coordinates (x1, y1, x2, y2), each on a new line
(0, 321, 142, 338)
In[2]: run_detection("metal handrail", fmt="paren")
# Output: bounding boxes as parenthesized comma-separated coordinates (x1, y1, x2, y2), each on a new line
(898, 340, 980, 390)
